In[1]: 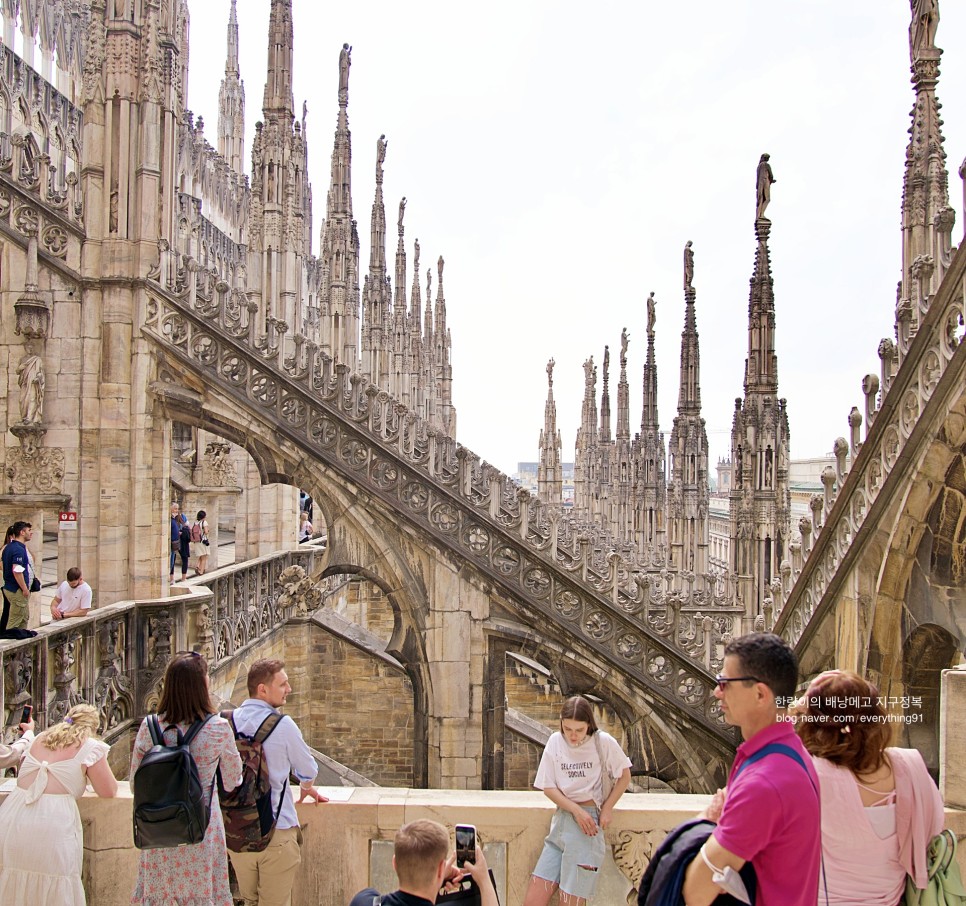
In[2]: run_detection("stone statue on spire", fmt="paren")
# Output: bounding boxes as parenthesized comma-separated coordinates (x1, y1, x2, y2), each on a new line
(438, 256, 444, 281)
(547, 358, 555, 389)
(339, 43, 352, 94)
(377, 134, 387, 170)
(646, 292, 656, 337)
(910, 0, 939, 59)
(756, 154, 776, 220)
(398, 197, 407, 234)
(620, 328, 629, 367)
(583, 356, 594, 386)
(684, 240, 694, 290)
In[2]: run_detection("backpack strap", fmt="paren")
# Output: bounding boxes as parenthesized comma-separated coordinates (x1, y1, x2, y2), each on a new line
(220, 709, 237, 735)
(734, 742, 817, 794)
(252, 712, 286, 826)
(147, 714, 165, 747)
(254, 712, 284, 744)
(150, 714, 187, 747)
(734, 740, 829, 906)
(181, 713, 217, 747)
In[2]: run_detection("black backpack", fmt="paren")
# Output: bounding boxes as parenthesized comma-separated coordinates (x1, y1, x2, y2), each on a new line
(132, 714, 216, 849)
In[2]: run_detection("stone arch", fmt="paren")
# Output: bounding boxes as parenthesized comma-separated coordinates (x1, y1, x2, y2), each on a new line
(901, 623, 957, 772)
(317, 560, 431, 788)
(482, 621, 726, 793)
(160, 382, 440, 787)
(860, 397, 966, 769)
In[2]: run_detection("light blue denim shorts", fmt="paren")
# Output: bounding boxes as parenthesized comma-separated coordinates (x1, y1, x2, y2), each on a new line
(532, 806, 607, 900)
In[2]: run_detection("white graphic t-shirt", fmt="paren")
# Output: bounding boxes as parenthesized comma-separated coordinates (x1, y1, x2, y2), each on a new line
(534, 730, 631, 806)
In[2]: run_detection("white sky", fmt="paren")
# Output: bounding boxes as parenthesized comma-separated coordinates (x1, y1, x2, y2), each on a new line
(187, 1, 966, 477)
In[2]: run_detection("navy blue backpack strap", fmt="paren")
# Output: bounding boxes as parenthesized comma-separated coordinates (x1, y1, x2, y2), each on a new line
(734, 741, 828, 906)
(735, 742, 816, 793)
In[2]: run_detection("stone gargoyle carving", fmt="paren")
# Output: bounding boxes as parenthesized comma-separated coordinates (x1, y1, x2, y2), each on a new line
(278, 564, 322, 616)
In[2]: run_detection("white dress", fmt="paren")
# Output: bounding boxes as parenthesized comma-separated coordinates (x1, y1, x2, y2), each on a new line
(0, 736, 109, 905)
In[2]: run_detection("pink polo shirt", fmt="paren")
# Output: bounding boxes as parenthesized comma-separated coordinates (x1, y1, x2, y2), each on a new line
(713, 721, 821, 906)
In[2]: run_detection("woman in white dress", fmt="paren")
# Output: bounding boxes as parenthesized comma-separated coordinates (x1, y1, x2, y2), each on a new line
(0, 703, 118, 904)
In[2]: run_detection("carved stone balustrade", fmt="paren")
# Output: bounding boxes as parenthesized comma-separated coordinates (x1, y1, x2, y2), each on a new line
(0, 44, 84, 229)
(777, 245, 966, 647)
(0, 547, 321, 745)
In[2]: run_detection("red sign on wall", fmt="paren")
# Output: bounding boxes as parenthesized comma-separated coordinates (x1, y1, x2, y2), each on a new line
(59, 511, 78, 531)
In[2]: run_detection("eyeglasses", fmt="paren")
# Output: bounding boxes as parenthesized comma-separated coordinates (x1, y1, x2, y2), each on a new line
(715, 674, 760, 690)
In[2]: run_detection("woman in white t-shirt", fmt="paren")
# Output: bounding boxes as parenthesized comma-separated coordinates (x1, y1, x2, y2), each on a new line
(524, 696, 632, 906)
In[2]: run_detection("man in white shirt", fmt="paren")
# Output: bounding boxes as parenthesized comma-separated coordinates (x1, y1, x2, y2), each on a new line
(50, 567, 92, 620)
(228, 658, 328, 906)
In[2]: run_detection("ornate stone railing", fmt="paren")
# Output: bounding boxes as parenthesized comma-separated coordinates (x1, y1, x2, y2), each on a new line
(0, 43, 84, 228)
(0, 547, 320, 745)
(143, 278, 738, 749)
(775, 243, 966, 646)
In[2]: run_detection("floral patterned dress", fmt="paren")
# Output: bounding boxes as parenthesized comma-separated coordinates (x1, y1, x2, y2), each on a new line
(130, 714, 242, 906)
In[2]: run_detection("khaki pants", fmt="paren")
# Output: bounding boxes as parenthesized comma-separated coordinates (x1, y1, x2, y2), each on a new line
(229, 826, 302, 906)
(1, 588, 28, 630)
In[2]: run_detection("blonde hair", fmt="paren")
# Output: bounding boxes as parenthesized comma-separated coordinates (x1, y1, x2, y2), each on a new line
(394, 819, 449, 888)
(37, 703, 100, 751)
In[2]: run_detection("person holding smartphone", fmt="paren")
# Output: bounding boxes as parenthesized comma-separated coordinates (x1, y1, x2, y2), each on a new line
(524, 696, 632, 906)
(349, 818, 498, 906)
(0, 706, 33, 770)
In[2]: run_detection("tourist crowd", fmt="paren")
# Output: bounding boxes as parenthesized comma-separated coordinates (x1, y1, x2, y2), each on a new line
(0, 634, 954, 906)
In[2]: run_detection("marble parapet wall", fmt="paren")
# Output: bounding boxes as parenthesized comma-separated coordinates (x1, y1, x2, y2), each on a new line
(0, 786, 955, 906)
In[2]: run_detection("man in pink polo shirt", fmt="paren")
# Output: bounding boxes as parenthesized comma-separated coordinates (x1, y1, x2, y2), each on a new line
(683, 632, 821, 906)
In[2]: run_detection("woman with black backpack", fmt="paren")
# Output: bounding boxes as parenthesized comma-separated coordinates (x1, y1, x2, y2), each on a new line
(131, 652, 242, 906)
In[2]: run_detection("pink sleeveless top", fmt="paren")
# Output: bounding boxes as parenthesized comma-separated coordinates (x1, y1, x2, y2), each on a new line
(812, 748, 944, 906)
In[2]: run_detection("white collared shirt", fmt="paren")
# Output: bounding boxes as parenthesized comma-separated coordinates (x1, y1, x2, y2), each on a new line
(228, 698, 319, 830)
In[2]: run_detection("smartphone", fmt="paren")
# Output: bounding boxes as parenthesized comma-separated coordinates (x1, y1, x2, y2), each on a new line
(455, 824, 476, 867)
(20, 704, 32, 723)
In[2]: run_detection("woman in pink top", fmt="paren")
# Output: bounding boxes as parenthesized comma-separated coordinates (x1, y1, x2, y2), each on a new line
(793, 670, 943, 906)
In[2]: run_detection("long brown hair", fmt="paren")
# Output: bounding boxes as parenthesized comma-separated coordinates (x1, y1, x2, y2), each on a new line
(157, 652, 215, 725)
(560, 695, 599, 735)
(792, 670, 892, 774)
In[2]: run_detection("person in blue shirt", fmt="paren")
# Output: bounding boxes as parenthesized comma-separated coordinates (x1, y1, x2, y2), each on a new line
(169, 503, 188, 583)
(1, 521, 33, 631)
(228, 659, 328, 905)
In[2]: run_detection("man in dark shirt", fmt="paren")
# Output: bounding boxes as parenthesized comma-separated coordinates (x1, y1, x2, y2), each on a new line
(169, 503, 187, 583)
(1, 521, 33, 631)
(349, 819, 497, 906)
